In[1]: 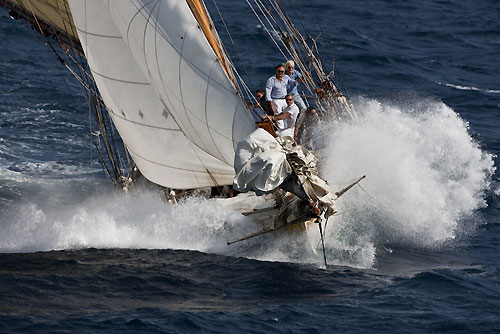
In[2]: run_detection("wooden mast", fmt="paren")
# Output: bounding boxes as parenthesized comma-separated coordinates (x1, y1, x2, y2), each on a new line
(185, 0, 233, 83)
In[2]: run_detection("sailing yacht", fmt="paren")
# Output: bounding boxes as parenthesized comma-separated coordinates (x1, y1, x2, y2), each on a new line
(0, 0, 361, 255)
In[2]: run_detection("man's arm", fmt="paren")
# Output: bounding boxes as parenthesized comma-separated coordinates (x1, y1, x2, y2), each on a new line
(265, 77, 276, 112)
(296, 70, 308, 84)
(294, 110, 306, 142)
(261, 111, 291, 121)
(265, 77, 273, 102)
(294, 123, 301, 143)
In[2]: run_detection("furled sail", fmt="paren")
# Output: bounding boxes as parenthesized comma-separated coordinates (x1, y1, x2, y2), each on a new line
(106, 0, 256, 176)
(67, 0, 246, 189)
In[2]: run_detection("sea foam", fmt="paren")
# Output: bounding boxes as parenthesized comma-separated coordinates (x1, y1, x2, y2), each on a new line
(0, 98, 494, 269)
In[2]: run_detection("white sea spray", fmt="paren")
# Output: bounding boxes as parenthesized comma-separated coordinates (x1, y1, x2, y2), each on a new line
(318, 97, 495, 267)
(0, 98, 494, 269)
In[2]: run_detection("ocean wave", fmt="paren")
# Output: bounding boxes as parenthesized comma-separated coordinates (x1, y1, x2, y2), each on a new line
(0, 98, 494, 270)
(436, 82, 500, 95)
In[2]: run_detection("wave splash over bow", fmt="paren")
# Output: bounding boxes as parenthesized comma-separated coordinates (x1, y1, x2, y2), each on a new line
(0, 98, 494, 269)
(319, 97, 495, 267)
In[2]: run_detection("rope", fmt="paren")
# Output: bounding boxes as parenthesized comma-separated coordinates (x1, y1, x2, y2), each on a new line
(210, 0, 256, 93)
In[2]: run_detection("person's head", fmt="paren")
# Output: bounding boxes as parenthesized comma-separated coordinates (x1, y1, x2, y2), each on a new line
(285, 94, 294, 106)
(256, 89, 265, 99)
(306, 106, 317, 116)
(285, 60, 295, 75)
(275, 64, 285, 79)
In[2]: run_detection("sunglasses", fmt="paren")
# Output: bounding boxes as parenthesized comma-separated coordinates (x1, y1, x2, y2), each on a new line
(286, 98, 294, 101)
(276, 70, 285, 73)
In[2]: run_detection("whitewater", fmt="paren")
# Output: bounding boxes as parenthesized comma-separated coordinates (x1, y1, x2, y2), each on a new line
(1, 97, 493, 270)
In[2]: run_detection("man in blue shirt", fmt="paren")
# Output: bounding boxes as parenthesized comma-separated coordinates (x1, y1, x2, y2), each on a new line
(285, 60, 307, 112)
(265, 64, 298, 131)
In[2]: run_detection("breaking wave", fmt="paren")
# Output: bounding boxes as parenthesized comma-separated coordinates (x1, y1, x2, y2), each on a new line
(0, 98, 495, 269)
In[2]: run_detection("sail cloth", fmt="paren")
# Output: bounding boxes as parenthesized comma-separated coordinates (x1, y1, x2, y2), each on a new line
(5, 0, 78, 40)
(106, 0, 255, 167)
(234, 129, 291, 195)
(67, 0, 240, 189)
(234, 129, 337, 217)
(66, 0, 255, 188)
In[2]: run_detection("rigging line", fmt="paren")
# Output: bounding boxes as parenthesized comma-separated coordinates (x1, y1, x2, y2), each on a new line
(257, 0, 318, 99)
(317, 217, 328, 266)
(263, 0, 318, 97)
(21, 11, 78, 105)
(45, 43, 98, 155)
(19, 7, 102, 179)
(288, 0, 312, 39)
(92, 95, 122, 180)
(279, 1, 311, 74)
(210, 0, 256, 92)
(123, 148, 133, 177)
(35, 4, 91, 104)
(269, 2, 318, 71)
(315, 209, 356, 249)
(245, 0, 287, 59)
(233, 68, 257, 104)
(20, 0, 108, 177)
(101, 98, 126, 176)
(257, 0, 284, 34)
(64, 4, 120, 177)
(356, 183, 394, 214)
(196, 0, 245, 98)
(87, 95, 114, 181)
(92, 130, 114, 181)
(269, 0, 314, 71)
(300, 6, 354, 114)
(306, 0, 333, 57)
(208, 1, 255, 104)
(60, 1, 87, 93)
(206, 168, 223, 193)
(271, 1, 355, 120)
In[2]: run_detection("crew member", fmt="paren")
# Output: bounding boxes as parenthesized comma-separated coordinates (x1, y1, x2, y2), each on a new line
(265, 64, 298, 131)
(261, 94, 299, 137)
(255, 89, 272, 116)
(285, 60, 307, 112)
(294, 106, 319, 149)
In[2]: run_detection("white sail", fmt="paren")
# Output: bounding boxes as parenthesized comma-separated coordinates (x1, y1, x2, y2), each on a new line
(67, 0, 255, 188)
(106, 0, 255, 166)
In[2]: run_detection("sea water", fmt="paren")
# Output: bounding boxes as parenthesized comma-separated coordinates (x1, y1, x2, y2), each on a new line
(1, 0, 499, 332)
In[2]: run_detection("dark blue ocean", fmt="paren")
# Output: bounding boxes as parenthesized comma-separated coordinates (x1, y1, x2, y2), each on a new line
(1, 0, 500, 332)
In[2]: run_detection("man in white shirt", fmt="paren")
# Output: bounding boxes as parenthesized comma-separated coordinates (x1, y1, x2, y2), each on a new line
(265, 64, 298, 131)
(261, 94, 299, 138)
